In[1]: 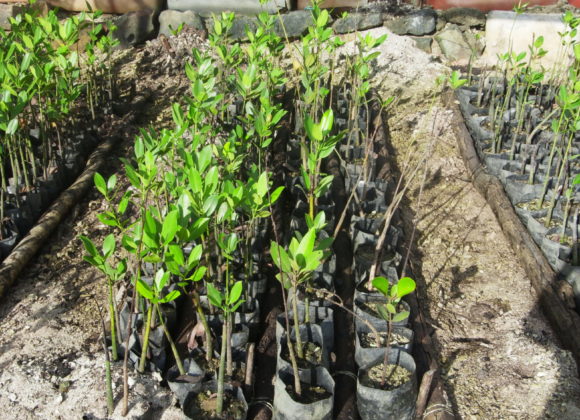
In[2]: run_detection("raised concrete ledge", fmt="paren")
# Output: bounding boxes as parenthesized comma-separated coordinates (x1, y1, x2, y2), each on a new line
(484, 11, 579, 70)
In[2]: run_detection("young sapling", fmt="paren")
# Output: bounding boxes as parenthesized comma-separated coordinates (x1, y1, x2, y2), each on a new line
(80, 233, 126, 361)
(371, 276, 416, 386)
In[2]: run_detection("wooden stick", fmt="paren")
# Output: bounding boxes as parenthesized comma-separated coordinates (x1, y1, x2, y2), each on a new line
(0, 134, 120, 299)
(245, 342, 255, 389)
(415, 369, 436, 419)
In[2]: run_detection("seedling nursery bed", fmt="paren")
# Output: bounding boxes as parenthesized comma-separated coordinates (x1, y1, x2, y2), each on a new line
(1, 3, 580, 420)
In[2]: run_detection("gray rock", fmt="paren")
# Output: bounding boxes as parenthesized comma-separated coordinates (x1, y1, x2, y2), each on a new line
(275, 10, 315, 39)
(229, 16, 258, 40)
(113, 9, 157, 48)
(332, 12, 383, 34)
(463, 29, 485, 56)
(441, 8, 486, 28)
(206, 12, 313, 41)
(0, 3, 24, 30)
(436, 12, 446, 31)
(434, 24, 471, 63)
(411, 37, 433, 53)
(385, 9, 437, 36)
(159, 10, 204, 37)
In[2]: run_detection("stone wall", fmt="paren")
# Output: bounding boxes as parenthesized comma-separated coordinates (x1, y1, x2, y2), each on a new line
(1, 0, 578, 67)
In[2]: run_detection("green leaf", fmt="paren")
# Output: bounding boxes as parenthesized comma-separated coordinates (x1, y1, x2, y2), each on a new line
(168, 244, 185, 267)
(270, 186, 284, 205)
(228, 281, 243, 305)
(106, 175, 116, 192)
(207, 283, 223, 308)
(392, 311, 410, 323)
(188, 266, 206, 282)
(144, 210, 159, 239)
(315, 175, 334, 196)
(317, 237, 333, 253)
(376, 304, 389, 321)
(317, 10, 329, 27)
(115, 259, 127, 278)
(160, 289, 181, 303)
(320, 109, 334, 134)
(83, 255, 101, 268)
(102, 234, 115, 259)
(154, 269, 170, 290)
(202, 195, 219, 216)
(303, 250, 324, 271)
(372, 276, 389, 296)
(137, 279, 154, 301)
(80, 235, 99, 258)
(121, 234, 138, 254)
(189, 167, 203, 193)
(187, 244, 203, 266)
(270, 242, 291, 273)
(296, 228, 316, 258)
(386, 303, 396, 314)
(304, 116, 322, 142)
(123, 162, 140, 188)
(256, 172, 268, 197)
(318, 137, 338, 159)
(230, 299, 245, 313)
(396, 277, 416, 298)
(161, 210, 179, 245)
(93, 172, 107, 197)
(6, 118, 18, 136)
(117, 192, 131, 215)
(189, 217, 209, 240)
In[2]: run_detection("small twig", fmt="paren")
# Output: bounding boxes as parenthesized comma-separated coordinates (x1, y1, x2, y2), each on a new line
(245, 342, 255, 388)
(415, 369, 436, 419)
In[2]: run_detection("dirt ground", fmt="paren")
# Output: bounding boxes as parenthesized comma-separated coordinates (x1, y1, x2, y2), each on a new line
(0, 26, 579, 420)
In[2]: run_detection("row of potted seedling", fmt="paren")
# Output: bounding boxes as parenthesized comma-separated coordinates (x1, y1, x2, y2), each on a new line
(77, 2, 351, 417)
(332, 81, 419, 419)
(456, 10, 580, 301)
(80, 0, 428, 417)
(0, 5, 117, 258)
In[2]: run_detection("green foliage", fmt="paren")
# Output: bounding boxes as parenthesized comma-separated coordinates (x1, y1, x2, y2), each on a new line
(371, 276, 416, 324)
(448, 70, 467, 90)
(80, 234, 127, 283)
(270, 226, 332, 290)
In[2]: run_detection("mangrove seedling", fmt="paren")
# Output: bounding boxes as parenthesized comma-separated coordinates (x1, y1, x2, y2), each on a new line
(80, 233, 127, 361)
(371, 276, 416, 386)
(136, 268, 184, 375)
(301, 109, 342, 218)
(207, 263, 245, 415)
(270, 226, 332, 360)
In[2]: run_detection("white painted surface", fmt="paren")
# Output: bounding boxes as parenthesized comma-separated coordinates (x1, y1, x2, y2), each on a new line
(168, 0, 287, 15)
(484, 11, 578, 71)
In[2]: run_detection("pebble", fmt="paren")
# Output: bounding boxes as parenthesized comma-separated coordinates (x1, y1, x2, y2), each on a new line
(128, 377, 136, 387)
(7, 393, 17, 402)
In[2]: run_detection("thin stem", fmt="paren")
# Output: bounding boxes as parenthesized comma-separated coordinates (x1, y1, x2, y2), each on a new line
(216, 309, 228, 415)
(156, 303, 185, 375)
(138, 303, 155, 373)
(192, 289, 213, 361)
(108, 280, 118, 361)
(381, 318, 393, 386)
(94, 298, 114, 415)
(292, 283, 304, 359)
